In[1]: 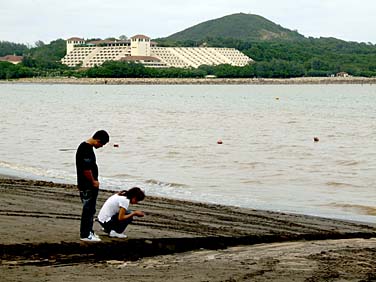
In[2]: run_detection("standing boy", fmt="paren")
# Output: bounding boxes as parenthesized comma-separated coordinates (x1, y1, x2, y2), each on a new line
(76, 130, 109, 242)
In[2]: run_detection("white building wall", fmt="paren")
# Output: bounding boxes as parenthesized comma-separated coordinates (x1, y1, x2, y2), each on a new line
(150, 47, 252, 68)
(61, 46, 132, 67)
(66, 39, 85, 55)
(131, 37, 151, 56)
(62, 36, 253, 68)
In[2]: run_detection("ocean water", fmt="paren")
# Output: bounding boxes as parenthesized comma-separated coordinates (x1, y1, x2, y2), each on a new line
(0, 83, 375, 223)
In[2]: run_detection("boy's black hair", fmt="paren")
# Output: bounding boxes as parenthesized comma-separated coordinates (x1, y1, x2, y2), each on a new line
(93, 130, 109, 145)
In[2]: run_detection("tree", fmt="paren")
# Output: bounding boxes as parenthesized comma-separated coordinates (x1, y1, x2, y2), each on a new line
(26, 39, 67, 69)
(0, 41, 29, 56)
(0, 61, 34, 79)
(34, 40, 45, 47)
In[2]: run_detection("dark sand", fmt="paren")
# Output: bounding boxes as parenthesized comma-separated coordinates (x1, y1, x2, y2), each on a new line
(0, 178, 375, 281)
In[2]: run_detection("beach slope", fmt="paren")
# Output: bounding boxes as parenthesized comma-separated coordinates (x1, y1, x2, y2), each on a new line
(0, 178, 375, 281)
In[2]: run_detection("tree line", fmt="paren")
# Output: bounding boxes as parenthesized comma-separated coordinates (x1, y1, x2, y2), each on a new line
(1, 36, 376, 79)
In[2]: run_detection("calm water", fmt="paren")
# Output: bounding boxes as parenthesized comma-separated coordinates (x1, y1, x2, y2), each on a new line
(0, 83, 375, 223)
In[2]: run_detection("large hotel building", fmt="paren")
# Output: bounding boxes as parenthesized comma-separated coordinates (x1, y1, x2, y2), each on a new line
(61, 35, 252, 68)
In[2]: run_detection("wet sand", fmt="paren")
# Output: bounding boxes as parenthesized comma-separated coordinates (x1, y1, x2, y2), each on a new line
(0, 178, 375, 281)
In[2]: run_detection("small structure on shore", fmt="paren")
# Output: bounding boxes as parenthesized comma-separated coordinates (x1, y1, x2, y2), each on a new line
(336, 72, 350, 78)
(0, 55, 23, 64)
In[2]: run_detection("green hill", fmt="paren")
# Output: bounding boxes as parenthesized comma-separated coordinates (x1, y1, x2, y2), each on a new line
(1, 13, 375, 79)
(164, 13, 305, 42)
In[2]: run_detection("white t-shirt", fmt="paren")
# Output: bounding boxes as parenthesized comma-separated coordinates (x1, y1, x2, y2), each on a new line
(98, 194, 130, 223)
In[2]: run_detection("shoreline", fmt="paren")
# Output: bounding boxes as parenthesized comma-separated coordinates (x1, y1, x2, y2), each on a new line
(1, 76, 376, 85)
(0, 177, 375, 281)
(0, 172, 373, 225)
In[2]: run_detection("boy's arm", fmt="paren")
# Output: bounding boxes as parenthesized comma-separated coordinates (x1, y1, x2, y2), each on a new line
(83, 169, 99, 188)
(118, 207, 145, 221)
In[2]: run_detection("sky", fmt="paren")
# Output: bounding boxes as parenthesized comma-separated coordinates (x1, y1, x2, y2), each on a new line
(1, 0, 375, 45)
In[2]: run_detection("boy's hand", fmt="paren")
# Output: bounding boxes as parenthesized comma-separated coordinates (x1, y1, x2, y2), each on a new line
(133, 210, 145, 217)
(92, 180, 100, 188)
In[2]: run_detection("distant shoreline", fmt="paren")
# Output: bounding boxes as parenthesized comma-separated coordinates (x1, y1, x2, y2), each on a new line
(1, 76, 376, 85)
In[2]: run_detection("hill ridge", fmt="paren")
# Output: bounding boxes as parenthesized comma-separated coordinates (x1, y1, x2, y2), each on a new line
(164, 13, 305, 42)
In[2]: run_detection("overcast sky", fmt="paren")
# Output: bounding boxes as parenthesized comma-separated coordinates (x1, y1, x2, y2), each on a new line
(1, 0, 375, 45)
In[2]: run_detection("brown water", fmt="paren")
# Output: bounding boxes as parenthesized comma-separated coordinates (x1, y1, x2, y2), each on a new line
(0, 84, 375, 222)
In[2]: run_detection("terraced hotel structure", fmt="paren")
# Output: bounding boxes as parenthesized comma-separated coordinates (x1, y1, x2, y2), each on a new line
(61, 35, 252, 68)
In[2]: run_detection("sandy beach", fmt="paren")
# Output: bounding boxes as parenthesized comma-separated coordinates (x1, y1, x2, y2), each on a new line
(1, 76, 376, 85)
(0, 177, 375, 281)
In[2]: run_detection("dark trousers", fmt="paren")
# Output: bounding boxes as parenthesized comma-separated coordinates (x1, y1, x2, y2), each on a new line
(79, 189, 98, 238)
(99, 212, 133, 234)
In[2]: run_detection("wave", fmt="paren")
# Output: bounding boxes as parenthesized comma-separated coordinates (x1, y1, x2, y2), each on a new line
(327, 203, 376, 216)
(234, 161, 263, 168)
(107, 173, 138, 179)
(0, 160, 75, 183)
(241, 179, 263, 185)
(166, 151, 180, 156)
(336, 160, 362, 166)
(326, 181, 361, 188)
(0, 160, 46, 177)
(144, 179, 188, 188)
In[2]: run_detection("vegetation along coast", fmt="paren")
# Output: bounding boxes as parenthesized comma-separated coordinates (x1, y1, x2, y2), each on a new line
(2, 76, 376, 85)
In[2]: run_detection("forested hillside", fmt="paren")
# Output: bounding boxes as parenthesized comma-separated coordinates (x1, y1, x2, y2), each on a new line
(1, 13, 375, 79)
(22, 39, 67, 69)
(155, 13, 376, 77)
(163, 13, 305, 42)
(0, 41, 28, 56)
(159, 36, 376, 77)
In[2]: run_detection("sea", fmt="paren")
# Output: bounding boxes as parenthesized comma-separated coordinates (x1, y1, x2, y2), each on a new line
(0, 83, 375, 223)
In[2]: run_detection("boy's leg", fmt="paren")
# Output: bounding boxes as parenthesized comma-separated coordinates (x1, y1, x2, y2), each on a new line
(79, 189, 98, 238)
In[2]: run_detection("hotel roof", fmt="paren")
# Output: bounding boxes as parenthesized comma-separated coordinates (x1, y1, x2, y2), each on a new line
(131, 34, 150, 40)
(67, 37, 84, 41)
(86, 39, 131, 45)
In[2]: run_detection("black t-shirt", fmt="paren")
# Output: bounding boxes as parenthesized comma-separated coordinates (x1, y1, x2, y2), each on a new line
(76, 142, 98, 190)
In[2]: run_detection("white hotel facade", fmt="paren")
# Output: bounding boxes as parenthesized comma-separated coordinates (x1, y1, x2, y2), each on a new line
(61, 35, 252, 68)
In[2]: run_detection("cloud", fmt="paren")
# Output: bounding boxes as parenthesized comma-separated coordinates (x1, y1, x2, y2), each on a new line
(0, 0, 375, 44)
